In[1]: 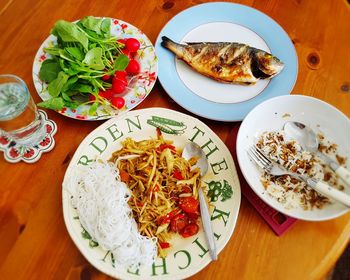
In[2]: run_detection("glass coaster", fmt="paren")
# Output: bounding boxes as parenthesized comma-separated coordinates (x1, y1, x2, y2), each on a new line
(0, 110, 57, 163)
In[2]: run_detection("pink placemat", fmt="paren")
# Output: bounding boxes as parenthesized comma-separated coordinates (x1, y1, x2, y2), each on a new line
(226, 123, 297, 236)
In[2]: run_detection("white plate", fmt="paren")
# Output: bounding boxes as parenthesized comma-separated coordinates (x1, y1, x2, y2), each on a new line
(236, 95, 350, 221)
(62, 108, 241, 279)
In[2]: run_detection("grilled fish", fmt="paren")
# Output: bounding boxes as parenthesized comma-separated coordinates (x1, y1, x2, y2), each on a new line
(161, 36, 284, 85)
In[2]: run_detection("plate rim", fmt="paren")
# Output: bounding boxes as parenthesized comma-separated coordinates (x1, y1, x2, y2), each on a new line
(236, 94, 350, 221)
(32, 17, 158, 121)
(155, 2, 298, 122)
(62, 107, 242, 279)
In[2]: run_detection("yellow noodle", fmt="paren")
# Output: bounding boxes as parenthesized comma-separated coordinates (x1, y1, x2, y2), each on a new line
(109, 135, 201, 249)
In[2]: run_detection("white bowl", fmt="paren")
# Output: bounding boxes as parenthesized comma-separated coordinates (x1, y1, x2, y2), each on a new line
(236, 95, 350, 221)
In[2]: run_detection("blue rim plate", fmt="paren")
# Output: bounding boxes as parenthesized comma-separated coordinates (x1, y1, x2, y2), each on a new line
(155, 2, 298, 122)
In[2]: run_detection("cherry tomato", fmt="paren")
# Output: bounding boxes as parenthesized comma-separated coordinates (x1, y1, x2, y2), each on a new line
(89, 94, 96, 101)
(159, 210, 179, 225)
(181, 224, 199, 238)
(179, 197, 199, 214)
(101, 74, 111, 81)
(125, 38, 140, 52)
(186, 212, 199, 221)
(126, 59, 140, 74)
(159, 242, 170, 249)
(112, 79, 126, 94)
(111, 96, 125, 109)
(172, 169, 184, 180)
(170, 214, 188, 233)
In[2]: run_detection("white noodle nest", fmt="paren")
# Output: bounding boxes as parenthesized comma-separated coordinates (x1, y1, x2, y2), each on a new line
(64, 160, 157, 270)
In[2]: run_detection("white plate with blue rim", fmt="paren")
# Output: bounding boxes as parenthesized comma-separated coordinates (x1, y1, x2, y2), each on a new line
(155, 2, 298, 121)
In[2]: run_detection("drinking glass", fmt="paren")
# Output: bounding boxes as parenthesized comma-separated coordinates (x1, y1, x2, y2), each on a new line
(0, 74, 46, 146)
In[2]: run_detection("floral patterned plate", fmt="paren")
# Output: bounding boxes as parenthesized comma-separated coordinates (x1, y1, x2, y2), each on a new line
(32, 18, 158, 121)
(62, 108, 241, 279)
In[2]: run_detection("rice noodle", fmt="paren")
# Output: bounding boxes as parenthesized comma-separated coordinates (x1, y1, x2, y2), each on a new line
(64, 160, 157, 270)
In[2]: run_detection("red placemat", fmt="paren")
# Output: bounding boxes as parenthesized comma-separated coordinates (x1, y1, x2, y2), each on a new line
(226, 123, 297, 236)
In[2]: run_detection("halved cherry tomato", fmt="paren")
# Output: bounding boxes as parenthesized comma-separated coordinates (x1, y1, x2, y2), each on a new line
(179, 196, 199, 214)
(158, 209, 180, 225)
(170, 213, 188, 233)
(159, 242, 170, 249)
(181, 224, 199, 238)
(125, 38, 140, 52)
(111, 96, 125, 109)
(126, 59, 140, 74)
(172, 169, 184, 180)
(186, 212, 199, 221)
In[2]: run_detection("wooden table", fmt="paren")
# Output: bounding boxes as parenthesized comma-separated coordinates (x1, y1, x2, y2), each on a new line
(1, 0, 349, 279)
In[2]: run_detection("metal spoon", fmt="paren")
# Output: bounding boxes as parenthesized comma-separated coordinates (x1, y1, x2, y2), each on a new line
(284, 121, 350, 186)
(182, 142, 217, 261)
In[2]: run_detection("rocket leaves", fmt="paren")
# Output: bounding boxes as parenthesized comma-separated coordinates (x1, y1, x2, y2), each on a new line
(37, 16, 129, 113)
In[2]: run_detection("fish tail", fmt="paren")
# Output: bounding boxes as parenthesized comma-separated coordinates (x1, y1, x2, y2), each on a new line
(161, 36, 185, 57)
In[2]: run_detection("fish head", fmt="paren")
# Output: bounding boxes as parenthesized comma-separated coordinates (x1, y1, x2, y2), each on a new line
(252, 51, 284, 78)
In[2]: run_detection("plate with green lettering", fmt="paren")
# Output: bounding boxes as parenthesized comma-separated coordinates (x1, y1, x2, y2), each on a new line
(62, 108, 241, 279)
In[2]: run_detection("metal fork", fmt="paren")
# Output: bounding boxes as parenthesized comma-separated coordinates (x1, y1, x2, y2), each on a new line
(247, 145, 350, 207)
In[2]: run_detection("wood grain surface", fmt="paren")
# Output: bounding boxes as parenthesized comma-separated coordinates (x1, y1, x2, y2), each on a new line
(0, 0, 350, 279)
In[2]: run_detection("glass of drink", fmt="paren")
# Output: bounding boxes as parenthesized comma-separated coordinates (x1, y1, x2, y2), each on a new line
(0, 74, 46, 146)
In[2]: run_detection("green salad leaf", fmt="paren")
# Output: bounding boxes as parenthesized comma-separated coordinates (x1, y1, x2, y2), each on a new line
(48, 71, 69, 97)
(39, 59, 61, 82)
(82, 47, 105, 70)
(114, 54, 129, 71)
(37, 16, 131, 115)
(37, 97, 65, 110)
(51, 20, 89, 50)
(80, 16, 107, 35)
(88, 102, 99, 116)
(100, 18, 111, 34)
(65, 47, 85, 61)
